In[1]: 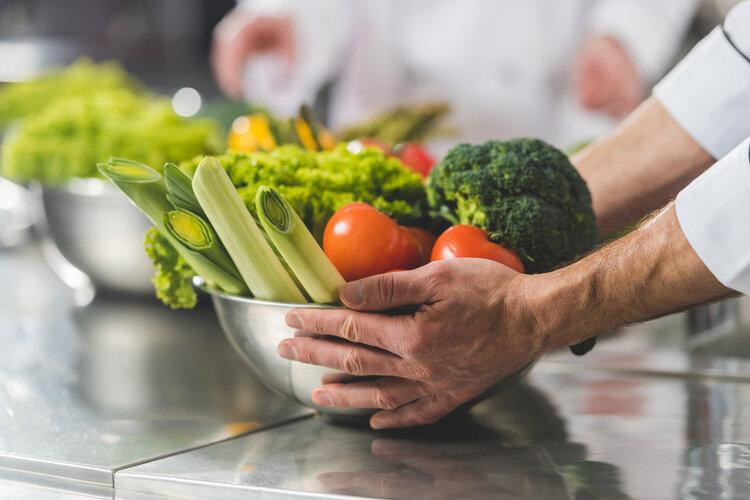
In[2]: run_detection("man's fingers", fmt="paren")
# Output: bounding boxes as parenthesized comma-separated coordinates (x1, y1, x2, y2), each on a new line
(313, 377, 428, 410)
(339, 265, 439, 311)
(286, 309, 413, 355)
(369, 393, 464, 429)
(278, 337, 406, 377)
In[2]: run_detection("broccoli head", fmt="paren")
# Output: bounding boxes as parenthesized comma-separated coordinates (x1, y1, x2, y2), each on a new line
(426, 138, 598, 273)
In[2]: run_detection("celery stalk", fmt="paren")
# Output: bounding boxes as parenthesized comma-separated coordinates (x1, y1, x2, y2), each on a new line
(256, 186, 344, 304)
(98, 158, 247, 295)
(164, 209, 242, 281)
(192, 156, 306, 303)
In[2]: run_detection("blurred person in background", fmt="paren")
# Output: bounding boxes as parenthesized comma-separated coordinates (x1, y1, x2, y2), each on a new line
(211, 0, 698, 149)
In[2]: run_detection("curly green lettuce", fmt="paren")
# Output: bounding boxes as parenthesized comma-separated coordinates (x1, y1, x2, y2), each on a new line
(183, 143, 429, 240)
(0, 59, 139, 129)
(144, 228, 197, 309)
(0, 89, 221, 183)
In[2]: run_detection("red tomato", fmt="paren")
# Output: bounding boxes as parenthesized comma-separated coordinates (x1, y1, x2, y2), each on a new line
(431, 225, 524, 273)
(407, 227, 437, 265)
(324, 203, 423, 281)
(394, 143, 436, 177)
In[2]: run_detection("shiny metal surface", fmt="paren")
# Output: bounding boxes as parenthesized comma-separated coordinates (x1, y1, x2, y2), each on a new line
(544, 302, 750, 381)
(117, 362, 750, 500)
(0, 246, 311, 491)
(39, 179, 155, 295)
(208, 288, 533, 419)
(0, 178, 35, 248)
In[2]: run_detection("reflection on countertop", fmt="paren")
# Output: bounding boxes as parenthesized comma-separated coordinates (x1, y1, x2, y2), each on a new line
(0, 246, 310, 493)
(118, 365, 750, 500)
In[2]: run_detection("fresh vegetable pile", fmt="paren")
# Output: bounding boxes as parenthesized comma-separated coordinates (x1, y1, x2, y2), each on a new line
(0, 59, 139, 129)
(336, 101, 451, 146)
(124, 144, 427, 308)
(426, 138, 599, 273)
(100, 156, 344, 309)
(1, 89, 221, 184)
(101, 131, 598, 323)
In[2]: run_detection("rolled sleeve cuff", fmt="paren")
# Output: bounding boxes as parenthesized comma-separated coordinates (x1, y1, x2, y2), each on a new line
(654, 27, 750, 159)
(676, 138, 750, 294)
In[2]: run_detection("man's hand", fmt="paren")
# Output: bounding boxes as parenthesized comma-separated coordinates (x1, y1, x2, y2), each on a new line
(277, 259, 548, 429)
(278, 205, 732, 430)
(211, 9, 295, 99)
(574, 35, 645, 119)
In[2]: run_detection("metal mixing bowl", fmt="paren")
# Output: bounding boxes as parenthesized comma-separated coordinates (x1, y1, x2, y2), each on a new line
(39, 178, 155, 295)
(208, 287, 535, 420)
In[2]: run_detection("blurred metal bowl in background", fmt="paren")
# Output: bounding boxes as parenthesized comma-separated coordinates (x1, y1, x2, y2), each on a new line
(208, 287, 535, 420)
(38, 178, 154, 297)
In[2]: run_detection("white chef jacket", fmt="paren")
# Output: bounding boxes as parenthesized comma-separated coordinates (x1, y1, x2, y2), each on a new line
(237, 0, 697, 149)
(658, 1, 750, 294)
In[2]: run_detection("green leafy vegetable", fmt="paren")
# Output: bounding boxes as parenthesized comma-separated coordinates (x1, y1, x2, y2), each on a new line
(1, 89, 221, 184)
(144, 227, 198, 309)
(427, 138, 599, 273)
(256, 186, 344, 303)
(182, 144, 428, 241)
(192, 157, 306, 303)
(0, 59, 139, 129)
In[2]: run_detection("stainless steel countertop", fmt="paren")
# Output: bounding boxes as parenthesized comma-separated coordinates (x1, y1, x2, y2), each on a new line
(116, 364, 750, 500)
(0, 246, 311, 494)
(5, 245, 750, 499)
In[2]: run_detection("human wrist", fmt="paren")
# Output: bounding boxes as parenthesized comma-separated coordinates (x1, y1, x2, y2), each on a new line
(523, 265, 602, 353)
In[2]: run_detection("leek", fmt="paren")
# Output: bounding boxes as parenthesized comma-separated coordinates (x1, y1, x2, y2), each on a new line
(192, 156, 306, 303)
(98, 158, 247, 295)
(256, 186, 344, 304)
(163, 209, 241, 281)
(163, 162, 204, 216)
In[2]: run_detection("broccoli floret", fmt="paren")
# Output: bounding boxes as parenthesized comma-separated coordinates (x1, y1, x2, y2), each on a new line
(426, 138, 598, 273)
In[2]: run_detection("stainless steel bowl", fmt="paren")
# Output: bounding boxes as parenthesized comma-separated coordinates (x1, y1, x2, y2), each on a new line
(208, 287, 535, 420)
(39, 178, 155, 295)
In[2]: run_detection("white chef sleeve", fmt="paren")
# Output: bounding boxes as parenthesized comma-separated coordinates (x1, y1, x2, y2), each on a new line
(589, 0, 698, 82)
(676, 138, 750, 294)
(654, 1, 750, 159)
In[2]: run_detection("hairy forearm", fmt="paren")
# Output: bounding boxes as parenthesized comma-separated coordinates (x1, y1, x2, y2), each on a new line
(531, 203, 733, 351)
(573, 97, 713, 234)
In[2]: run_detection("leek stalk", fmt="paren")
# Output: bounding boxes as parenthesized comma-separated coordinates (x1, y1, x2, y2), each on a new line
(192, 156, 306, 303)
(98, 158, 247, 295)
(163, 162, 204, 216)
(256, 186, 344, 303)
(163, 209, 241, 281)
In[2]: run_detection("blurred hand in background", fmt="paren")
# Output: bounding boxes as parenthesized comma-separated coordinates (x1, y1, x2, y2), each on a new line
(574, 35, 645, 119)
(211, 8, 295, 99)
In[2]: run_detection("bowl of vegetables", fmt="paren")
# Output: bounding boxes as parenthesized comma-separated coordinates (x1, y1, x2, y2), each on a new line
(0, 66, 221, 294)
(99, 135, 600, 419)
